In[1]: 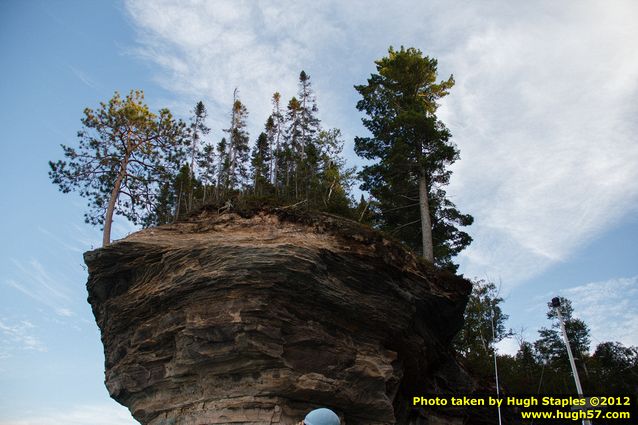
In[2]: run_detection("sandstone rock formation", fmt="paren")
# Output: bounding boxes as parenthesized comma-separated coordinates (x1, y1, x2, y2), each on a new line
(86, 208, 479, 425)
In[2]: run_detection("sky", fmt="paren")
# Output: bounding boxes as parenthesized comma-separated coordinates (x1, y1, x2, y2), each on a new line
(1, 0, 637, 423)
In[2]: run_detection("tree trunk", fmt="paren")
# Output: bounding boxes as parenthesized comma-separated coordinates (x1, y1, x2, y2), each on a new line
(102, 156, 128, 247)
(418, 174, 434, 262)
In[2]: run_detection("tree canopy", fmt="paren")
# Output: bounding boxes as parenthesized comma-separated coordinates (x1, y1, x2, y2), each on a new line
(50, 71, 359, 239)
(458, 291, 638, 400)
(49, 90, 188, 246)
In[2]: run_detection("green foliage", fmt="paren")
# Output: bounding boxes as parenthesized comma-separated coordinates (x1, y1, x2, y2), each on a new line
(251, 132, 272, 196)
(454, 279, 512, 377)
(354, 46, 472, 270)
(224, 91, 250, 190)
(588, 341, 638, 394)
(534, 297, 591, 365)
(460, 295, 638, 399)
(49, 90, 188, 242)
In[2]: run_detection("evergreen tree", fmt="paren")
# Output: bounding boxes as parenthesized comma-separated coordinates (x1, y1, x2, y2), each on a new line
(172, 163, 199, 221)
(267, 92, 284, 189)
(250, 132, 271, 196)
(153, 182, 175, 226)
(285, 96, 303, 197)
(216, 137, 229, 194)
(197, 142, 216, 203)
(297, 70, 321, 155)
(189, 101, 210, 177)
(354, 46, 472, 268)
(224, 89, 250, 190)
(48, 90, 188, 246)
(296, 71, 321, 200)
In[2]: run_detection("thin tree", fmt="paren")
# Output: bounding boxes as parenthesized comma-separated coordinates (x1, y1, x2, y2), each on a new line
(197, 142, 216, 203)
(297, 71, 321, 156)
(267, 92, 284, 189)
(224, 89, 250, 190)
(250, 132, 271, 196)
(216, 137, 229, 196)
(49, 90, 187, 246)
(188, 101, 210, 210)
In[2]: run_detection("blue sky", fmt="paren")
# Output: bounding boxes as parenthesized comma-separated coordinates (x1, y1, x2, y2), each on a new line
(1, 1, 637, 423)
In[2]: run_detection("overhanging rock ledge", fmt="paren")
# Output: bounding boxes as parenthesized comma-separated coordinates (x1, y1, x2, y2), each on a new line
(85, 208, 477, 425)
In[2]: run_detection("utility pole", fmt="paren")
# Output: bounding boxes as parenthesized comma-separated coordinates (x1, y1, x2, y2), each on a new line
(551, 297, 591, 425)
(490, 307, 502, 425)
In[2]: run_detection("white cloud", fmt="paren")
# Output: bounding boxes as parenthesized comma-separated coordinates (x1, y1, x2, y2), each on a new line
(5, 259, 73, 314)
(0, 318, 46, 354)
(563, 275, 638, 348)
(444, 0, 638, 285)
(495, 337, 520, 357)
(67, 65, 98, 89)
(124, 0, 638, 286)
(0, 404, 137, 425)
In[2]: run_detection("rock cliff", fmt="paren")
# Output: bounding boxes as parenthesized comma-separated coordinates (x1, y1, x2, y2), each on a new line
(85, 208, 478, 425)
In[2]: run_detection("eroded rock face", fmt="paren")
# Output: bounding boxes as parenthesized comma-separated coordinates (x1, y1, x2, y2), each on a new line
(85, 209, 475, 425)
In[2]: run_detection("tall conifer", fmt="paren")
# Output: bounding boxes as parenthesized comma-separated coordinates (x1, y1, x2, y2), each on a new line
(354, 47, 472, 269)
(224, 89, 250, 190)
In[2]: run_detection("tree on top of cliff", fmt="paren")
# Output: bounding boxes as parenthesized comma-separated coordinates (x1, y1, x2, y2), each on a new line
(354, 46, 473, 270)
(48, 90, 189, 246)
(223, 88, 250, 191)
(250, 132, 271, 196)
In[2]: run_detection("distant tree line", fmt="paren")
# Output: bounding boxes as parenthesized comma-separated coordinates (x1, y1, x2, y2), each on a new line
(456, 284, 638, 405)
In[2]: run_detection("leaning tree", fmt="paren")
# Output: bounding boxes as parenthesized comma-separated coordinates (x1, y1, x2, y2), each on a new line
(49, 90, 188, 246)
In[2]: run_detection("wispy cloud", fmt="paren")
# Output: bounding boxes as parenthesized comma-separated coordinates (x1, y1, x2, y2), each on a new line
(443, 1, 638, 285)
(563, 275, 638, 348)
(0, 403, 136, 425)
(6, 259, 74, 316)
(496, 275, 638, 355)
(67, 64, 98, 89)
(38, 226, 83, 253)
(0, 318, 46, 354)
(124, 0, 638, 286)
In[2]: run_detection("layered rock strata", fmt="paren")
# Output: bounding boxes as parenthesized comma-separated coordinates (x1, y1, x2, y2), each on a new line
(86, 209, 476, 424)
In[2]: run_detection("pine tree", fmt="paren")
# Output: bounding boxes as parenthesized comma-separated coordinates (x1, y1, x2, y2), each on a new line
(190, 101, 210, 177)
(250, 132, 271, 196)
(354, 46, 472, 268)
(267, 92, 284, 190)
(48, 90, 188, 246)
(296, 71, 322, 200)
(224, 89, 250, 190)
(216, 137, 229, 195)
(173, 163, 198, 221)
(297, 70, 321, 155)
(197, 142, 216, 203)
(285, 96, 303, 198)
